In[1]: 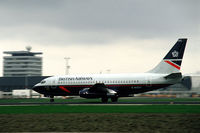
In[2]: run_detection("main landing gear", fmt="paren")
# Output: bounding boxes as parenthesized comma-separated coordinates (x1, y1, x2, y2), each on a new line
(111, 97, 118, 102)
(50, 95, 54, 102)
(101, 97, 108, 103)
(101, 97, 118, 103)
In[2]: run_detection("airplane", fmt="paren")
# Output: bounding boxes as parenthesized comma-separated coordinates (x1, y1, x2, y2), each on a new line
(33, 38, 187, 103)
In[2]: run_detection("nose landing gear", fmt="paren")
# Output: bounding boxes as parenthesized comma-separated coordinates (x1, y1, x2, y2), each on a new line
(50, 95, 54, 102)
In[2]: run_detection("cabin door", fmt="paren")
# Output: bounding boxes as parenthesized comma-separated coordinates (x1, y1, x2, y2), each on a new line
(145, 76, 152, 87)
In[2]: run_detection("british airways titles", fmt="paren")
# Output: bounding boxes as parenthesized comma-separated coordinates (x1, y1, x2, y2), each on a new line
(59, 77, 93, 81)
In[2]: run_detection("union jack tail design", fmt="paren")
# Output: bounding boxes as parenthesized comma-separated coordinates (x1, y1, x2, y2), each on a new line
(149, 38, 187, 74)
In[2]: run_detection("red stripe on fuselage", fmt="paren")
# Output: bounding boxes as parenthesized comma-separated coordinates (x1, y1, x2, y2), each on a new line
(59, 84, 171, 88)
(59, 86, 71, 93)
(164, 60, 180, 70)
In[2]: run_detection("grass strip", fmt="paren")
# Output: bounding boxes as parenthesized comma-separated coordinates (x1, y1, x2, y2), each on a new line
(0, 105, 200, 114)
(1, 113, 200, 132)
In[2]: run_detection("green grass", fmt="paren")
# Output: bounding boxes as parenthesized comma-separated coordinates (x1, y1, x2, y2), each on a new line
(1, 98, 200, 132)
(0, 97, 200, 103)
(0, 98, 200, 114)
(0, 105, 200, 114)
(1, 113, 200, 132)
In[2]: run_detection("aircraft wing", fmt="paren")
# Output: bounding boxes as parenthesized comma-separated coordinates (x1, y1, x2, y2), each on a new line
(89, 83, 109, 93)
(79, 83, 117, 98)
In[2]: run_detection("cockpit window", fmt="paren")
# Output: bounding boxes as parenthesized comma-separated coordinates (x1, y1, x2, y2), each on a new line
(40, 80, 46, 84)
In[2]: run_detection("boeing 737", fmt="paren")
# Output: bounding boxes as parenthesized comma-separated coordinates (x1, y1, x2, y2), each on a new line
(33, 38, 187, 102)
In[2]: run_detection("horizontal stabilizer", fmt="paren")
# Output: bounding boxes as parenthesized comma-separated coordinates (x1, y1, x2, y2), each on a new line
(164, 72, 182, 79)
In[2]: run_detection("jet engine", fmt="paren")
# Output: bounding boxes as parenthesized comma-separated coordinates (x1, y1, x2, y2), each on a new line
(79, 88, 106, 98)
(79, 88, 117, 98)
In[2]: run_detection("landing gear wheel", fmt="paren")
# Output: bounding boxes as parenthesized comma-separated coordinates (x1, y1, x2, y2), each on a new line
(50, 96, 54, 102)
(111, 97, 118, 102)
(101, 97, 108, 103)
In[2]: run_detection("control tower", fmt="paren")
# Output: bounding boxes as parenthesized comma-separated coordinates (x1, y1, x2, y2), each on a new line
(3, 46, 42, 77)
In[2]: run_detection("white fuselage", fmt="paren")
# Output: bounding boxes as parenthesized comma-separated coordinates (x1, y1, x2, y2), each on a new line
(34, 73, 179, 97)
(36, 73, 174, 87)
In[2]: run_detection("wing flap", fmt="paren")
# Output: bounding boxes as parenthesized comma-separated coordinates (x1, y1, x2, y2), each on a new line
(88, 83, 117, 95)
(89, 83, 108, 93)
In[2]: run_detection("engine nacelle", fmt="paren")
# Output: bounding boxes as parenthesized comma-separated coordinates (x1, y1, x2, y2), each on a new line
(79, 88, 117, 98)
(79, 88, 105, 98)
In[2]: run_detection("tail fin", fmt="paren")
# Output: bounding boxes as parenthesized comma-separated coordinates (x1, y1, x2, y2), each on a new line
(149, 38, 187, 74)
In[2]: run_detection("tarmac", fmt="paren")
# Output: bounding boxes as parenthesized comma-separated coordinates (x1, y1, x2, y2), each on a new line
(1, 101, 200, 105)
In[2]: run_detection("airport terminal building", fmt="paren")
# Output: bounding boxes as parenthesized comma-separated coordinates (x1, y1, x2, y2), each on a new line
(0, 47, 48, 92)
(3, 46, 42, 77)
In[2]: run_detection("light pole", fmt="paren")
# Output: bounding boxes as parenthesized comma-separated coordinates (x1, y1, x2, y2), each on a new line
(25, 74, 32, 98)
(64, 57, 71, 75)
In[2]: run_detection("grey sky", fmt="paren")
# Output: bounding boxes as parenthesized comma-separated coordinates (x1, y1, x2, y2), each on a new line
(0, 0, 199, 44)
(0, 0, 199, 75)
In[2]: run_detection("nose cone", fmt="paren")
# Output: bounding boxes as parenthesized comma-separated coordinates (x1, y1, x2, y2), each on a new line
(32, 83, 41, 93)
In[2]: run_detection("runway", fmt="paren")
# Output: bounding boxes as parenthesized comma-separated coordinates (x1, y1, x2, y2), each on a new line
(1, 101, 200, 105)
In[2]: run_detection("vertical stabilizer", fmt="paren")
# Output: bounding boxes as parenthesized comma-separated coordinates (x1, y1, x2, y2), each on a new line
(149, 38, 187, 74)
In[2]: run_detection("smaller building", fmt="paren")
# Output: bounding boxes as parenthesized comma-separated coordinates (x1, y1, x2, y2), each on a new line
(0, 76, 49, 92)
(12, 89, 40, 98)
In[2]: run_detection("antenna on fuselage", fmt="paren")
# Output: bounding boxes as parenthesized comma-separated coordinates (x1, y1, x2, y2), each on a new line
(106, 69, 111, 74)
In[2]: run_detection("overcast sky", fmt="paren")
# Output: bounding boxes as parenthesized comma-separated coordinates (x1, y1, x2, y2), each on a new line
(0, 0, 199, 76)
